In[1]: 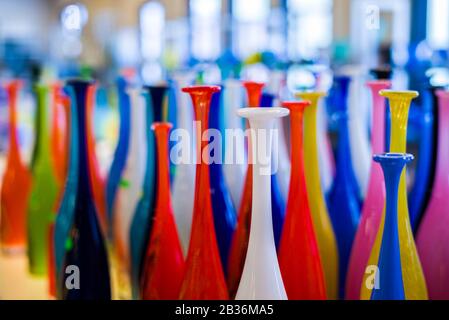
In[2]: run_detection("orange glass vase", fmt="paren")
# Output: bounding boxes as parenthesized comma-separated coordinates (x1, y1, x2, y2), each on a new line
(140, 122, 185, 299)
(0, 80, 32, 252)
(179, 85, 228, 299)
(227, 81, 263, 298)
(278, 101, 327, 299)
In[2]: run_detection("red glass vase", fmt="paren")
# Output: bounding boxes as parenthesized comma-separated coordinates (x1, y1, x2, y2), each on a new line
(227, 81, 264, 298)
(278, 101, 327, 300)
(0, 80, 32, 251)
(179, 85, 228, 299)
(141, 122, 185, 299)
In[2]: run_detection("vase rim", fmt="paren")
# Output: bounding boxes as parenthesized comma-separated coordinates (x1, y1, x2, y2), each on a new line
(295, 91, 327, 99)
(282, 100, 311, 109)
(436, 89, 449, 98)
(65, 78, 95, 86)
(373, 152, 414, 164)
(237, 107, 289, 120)
(379, 89, 419, 98)
(366, 80, 391, 87)
(182, 85, 221, 94)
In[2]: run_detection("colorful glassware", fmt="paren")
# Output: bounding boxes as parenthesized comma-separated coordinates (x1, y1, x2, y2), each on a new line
(129, 85, 168, 298)
(360, 90, 427, 300)
(346, 80, 391, 300)
(261, 92, 286, 249)
(140, 122, 185, 299)
(235, 107, 288, 300)
(179, 85, 228, 300)
(86, 84, 108, 233)
(112, 87, 146, 298)
(61, 79, 111, 299)
(170, 72, 196, 255)
(0, 80, 32, 252)
(417, 89, 449, 299)
(370, 153, 414, 300)
(408, 85, 439, 232)
(227, 81, 263, 298)
(297, 91, 339, 299)
(278, 100, 327, 300)
(106, 77, 130, 229)
(27, 83, 60, 275)
(327, 75, 361, 298)
(209, 89, 237, 271)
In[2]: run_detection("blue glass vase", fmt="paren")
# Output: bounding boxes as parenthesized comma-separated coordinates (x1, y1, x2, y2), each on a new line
(105, 77, 130, 229)
(209, 89, 237, 271)
(327, 75, 361, 298)
(61, 79, 111, 299)
(371, 153, 414, 300)
(260, 92, 286, 249)
(129, 85, 168, 298)
(408, 85, 439, 232)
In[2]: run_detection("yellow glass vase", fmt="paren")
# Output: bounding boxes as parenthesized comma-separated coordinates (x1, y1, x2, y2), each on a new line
(360, 90, 428, 300)
(297, 91, 339, 299)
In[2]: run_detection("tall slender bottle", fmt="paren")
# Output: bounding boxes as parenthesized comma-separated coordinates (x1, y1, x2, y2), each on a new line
(170, 72, 196, 254)
(140, 122, 185, 299)
(179, 85, 228, 299)
(360, 90, 427, 300)
(417, 89, 449, 299)
(1, 80, 32, 252)
(298, 91, 339, 299)
(278, 101, 327, 300)
(346, 80, 391, 299)
(370, 153, 414, 300)
(105, 77, 130, 228)
(27, 83, 60, 275)
(209, 90, 237, 271)
(61, 79, 111, 299)
(113, 87, 146, 298)
(222, 78, 245, 210)
(227, 81, 264, 298)
(327, 75, 361, 298)
(235, 107, 288, 300)
(129, 85, 168, 298)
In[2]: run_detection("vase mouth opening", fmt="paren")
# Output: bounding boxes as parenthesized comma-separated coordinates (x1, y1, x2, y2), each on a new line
(151, 121, 173, 131)
(182, 85, 221, 95)
(237, 107, 289, 120)
(366, 80, 391, 89)
(282, 100, 311, 110)
(295, 91, 327, 100)
(65, 78, 95, 85)
(373, 152, 414, 164)
(379, 89, 419, 99)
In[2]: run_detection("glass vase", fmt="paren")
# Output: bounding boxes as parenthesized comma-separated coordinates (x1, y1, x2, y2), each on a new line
(298, 91, 339, 299)
(27, 83, 60, 275)
(235, 107, 289, 300)
(417, 89, 449, 299)
(370, 153, 414, 300)
(278, 100, 326, 300)
(61, 79, 111, 299)
(227, 81, 264, 298)
(327, 75, 361, 298)
(140, 122, 185, 299)
(0, 80, 32, 252)
(346, 80, 390, 299)
(179, 85, 228, 300)
(360, 90, 427, 300)
(209, 89, 237, 272)
(130, 84, 168, 299)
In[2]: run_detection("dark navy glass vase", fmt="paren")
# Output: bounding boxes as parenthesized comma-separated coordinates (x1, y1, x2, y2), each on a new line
(327, 75, 361, 298)
(260, 92, 286, 249)
(408, 85, 439, 232)
(209, 89, 237, 271)
(105, 77, 130, 228)
(62, 79, 111, 299)
(129, 85, 168, 298)
(371, 153, 414, 300)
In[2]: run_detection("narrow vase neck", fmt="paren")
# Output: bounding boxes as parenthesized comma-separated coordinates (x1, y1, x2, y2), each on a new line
(34, 85, 52, 156)
(155, 125, 172, 207)
(6, 82, 20, 154)
(388, 98, 412, 153)
(289, 110, 305, 181)
(368, 83, 390, 154)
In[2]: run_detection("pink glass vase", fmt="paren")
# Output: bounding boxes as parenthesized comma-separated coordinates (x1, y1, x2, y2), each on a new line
(345, 80, 391, 299)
